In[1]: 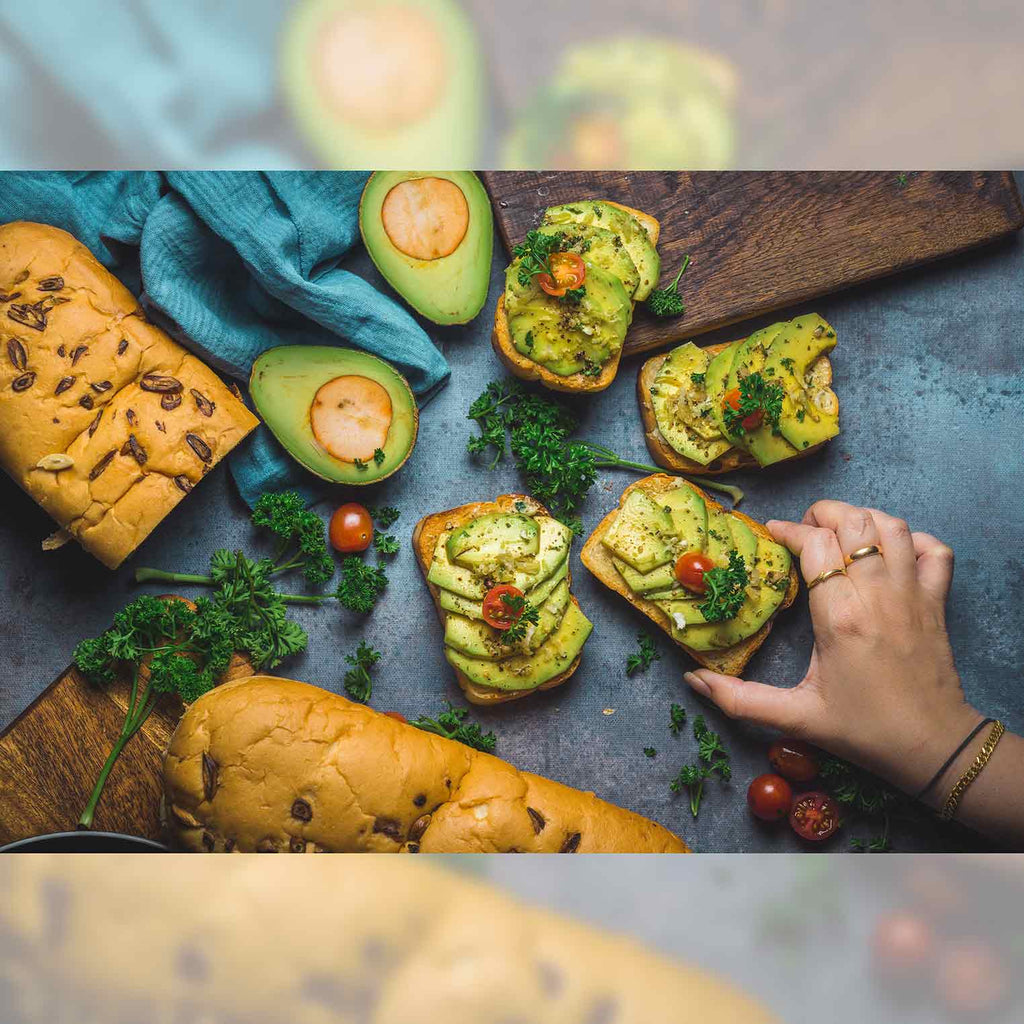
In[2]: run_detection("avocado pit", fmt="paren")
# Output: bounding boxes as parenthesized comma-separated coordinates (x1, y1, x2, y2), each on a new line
(381, 177, 469, 260)
(310, 374, 392, 463)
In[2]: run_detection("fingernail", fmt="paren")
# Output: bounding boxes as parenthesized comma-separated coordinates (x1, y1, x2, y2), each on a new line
(683, 671, 711, 697)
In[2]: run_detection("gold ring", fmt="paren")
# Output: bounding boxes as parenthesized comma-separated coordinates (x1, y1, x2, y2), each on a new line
(806, 566, 847, 590)
(846, 544, 882, 565)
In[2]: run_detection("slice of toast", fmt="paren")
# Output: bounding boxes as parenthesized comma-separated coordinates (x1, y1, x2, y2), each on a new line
(637, 343, 835, 475)
(492, 201, 660, 394)
(580, 474, 799, 677)
(412, 494, 585, 706)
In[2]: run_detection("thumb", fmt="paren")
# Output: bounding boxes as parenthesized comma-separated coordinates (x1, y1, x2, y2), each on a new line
(683, 669, 817, 734)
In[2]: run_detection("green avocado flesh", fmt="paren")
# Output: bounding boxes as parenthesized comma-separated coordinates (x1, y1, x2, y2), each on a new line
(602, 482, 791, 651)
(429, 512, 588, 692)
(655, 314, 839, 468)
(543, 201, 660, 300)
(359, 171, 493, 325)
(540, 223, 641, 297)
(250, 345, 417, 485)
(505, 257, 631, 376)
(282, 0, 484, 171)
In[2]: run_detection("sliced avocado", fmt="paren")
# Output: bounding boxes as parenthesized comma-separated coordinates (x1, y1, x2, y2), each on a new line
(439, 556, 570, 622)
(704, 507, 734, 568)
(359, 171, 492, 325)
(250, 345, 417, 485)
(521, 516, 572, 593)
(726, 514, 758, 575)
(446, 598, 593, 692)
(601, 488, 674, 573)
(752, 535, 793, 593)
(705, 343, 738, 439)
(612, 557, 678, 595)
(656, 597, 710, 640)
(505, 257, 632, 376)
(660, 484, 708, 552)
(543, 201, 661, 300)
(283, 0, 484, 172)
(446, 513, 540, 573)
(427, 534, 484, 599)
(761, 314, 840, 451)
(542, 223, 641, 297)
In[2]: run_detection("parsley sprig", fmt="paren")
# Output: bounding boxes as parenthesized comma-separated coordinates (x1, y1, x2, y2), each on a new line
(410, 703, 497, 753)
(512, 230, 586, 303)
(722, 372, 785, 437)
(698, 550, 749, 623)
(499, 592, 540, 644)
(625, 632, 660, 677)
(343, 641, 381, 703)
(820, 755, 907, 853)
(670, 715, 732, 817)
(646, 255, 690, 318)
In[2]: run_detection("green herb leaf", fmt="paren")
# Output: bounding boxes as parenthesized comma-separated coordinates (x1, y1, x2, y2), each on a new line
(410, 703, 497, 753)
(343, 640, 381, 703)
(625, 632, 660, 677)
(698, 550, 749, 623)
(373, 447, 386, 465)
(669, 703, 687, 735)
(646, 255, 690, 318)
(722, 372, 784, 437)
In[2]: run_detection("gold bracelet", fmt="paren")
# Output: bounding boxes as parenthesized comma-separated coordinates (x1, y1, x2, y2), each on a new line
(939, 720, 1005, 821)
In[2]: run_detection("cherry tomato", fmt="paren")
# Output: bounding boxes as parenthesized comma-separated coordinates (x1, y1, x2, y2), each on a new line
(382, 711, 407, 724)
(329, 502, 372, 553)
(871, 911, 935, 982)
(482, 584, 526, 630)
(538, 252, 586, 297)
(674, 551, 715, 594)
(746, 773, 794, 821)
(768, 738, 819, 782)
(723, 386, 763, 431)
(788, 791, 840, 841)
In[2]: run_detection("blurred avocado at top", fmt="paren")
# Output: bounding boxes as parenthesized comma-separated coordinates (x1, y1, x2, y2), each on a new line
(360, 171, 493, 325)
(282, 0, 484, 169)
(503, 38, 737, 170)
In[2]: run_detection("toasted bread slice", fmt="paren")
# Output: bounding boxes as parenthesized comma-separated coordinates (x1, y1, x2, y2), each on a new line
(413, 494, 586, 706)
(492, 201, 660, 394)
(637, 343, 836, 475)
(580, 474, 799, 677)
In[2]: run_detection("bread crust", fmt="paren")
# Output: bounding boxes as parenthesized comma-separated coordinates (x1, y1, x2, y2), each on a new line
(637, 343, 832, 475)
(492, 201, 660, 394)
(412, 494, 584, 705)
(580, 474, 799, 677)
(162, 674, 689, 853)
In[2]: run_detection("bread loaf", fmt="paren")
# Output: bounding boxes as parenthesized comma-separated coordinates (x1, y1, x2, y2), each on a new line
(0, 222, 258, 568)
(162, 675, 689, 853)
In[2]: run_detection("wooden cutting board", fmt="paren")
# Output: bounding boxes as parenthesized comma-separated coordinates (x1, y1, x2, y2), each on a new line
(0, 654, 253, 846)
(482, 171, 1024, 356)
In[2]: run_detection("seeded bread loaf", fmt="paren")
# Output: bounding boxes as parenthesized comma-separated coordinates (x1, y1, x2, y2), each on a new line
(0, 221, 259, 568)
(162, 675, 689, 853)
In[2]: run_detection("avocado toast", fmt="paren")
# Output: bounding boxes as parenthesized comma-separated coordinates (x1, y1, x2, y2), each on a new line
(581, 474, 798, 676)
(638, 314, 840, 474)
(492, 200, 661, 393)
(413, 494, 593, 705)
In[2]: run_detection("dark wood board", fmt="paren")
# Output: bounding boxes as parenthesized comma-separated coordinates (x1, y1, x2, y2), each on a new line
(482, 171, 1024, 356)
(0, 654, 253, 846)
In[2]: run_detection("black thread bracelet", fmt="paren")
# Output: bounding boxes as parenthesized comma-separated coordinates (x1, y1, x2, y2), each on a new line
(915, 717, 994, 801)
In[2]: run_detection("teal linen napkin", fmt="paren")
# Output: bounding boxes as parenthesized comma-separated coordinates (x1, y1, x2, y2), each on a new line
(0, 171, 450, 505)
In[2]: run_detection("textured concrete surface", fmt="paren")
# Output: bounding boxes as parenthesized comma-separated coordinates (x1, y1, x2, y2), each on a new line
(1, 177, 1021, 852)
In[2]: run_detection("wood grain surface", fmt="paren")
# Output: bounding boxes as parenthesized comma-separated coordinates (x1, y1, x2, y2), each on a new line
(0, 653, 253, 846)
(482, 171, 1024, 356)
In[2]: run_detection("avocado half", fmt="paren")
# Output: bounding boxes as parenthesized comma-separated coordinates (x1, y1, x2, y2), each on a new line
(250, 345, 418, 485)
(282, 0, 484, 169)
(360, 170, 493, 325)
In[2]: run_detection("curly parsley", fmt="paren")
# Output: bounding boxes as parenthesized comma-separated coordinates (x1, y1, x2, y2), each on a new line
(698, 550, 749, 623)
(343, 641, 381, 703)
(646, 255, 690, 318)
(722, 372, 784, 437)
(410, 703, 497, 753)
(626, 632, 660, 677)
(669, 715, 732, 817)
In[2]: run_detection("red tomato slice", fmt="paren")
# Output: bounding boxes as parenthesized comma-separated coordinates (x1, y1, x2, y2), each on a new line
(768, 738, 819, 782)
(674, 551, 715, 594)
(538, 252, 586, 297)
(329, 502, 373, 553)
(747, 773, 794, 821)
(789, 791, 840, 841)
(482, 584, 526, 630)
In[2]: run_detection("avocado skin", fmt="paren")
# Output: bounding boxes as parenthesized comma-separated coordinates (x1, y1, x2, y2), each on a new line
(359, 171, 493, 325)
(249, 345, 417, 486)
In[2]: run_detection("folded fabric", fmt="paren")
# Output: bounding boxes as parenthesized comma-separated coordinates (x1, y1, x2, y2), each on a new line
(0, 171, 451, 505)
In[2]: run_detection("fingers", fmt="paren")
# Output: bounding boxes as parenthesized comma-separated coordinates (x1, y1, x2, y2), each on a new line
(766, 519, 850, 592)
(803, 500, 886, 583)
(912, 531, 955, 605)
(684, 669, 818, 734)
(863, 508, 918, 583)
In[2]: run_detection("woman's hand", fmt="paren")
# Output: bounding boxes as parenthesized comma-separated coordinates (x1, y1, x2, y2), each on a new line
(684, 500, 980, 798)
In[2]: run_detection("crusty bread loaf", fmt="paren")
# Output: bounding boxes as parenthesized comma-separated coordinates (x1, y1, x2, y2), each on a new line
(637, 342, 834, 475)
(412, 492, 585, 705)
(581, 474, 799, 677)
(162, 675, 688, 853)
(0, 222, 258, 568)
(492, 201, 660, 393)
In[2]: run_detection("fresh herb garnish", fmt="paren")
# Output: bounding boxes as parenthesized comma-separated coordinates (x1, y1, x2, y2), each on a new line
(581, 360, 603, 377)
(722, 372, 785, 436)
(249, 491, 335, 584)
(563, 286, 586, 305)
(644, 747, 657, 758)
(513, 230, 565, 287)
(410, 702, 497, 753)
(690, 372, 706, 387)
(820, 755, 906, 853)
(698, 550, 749, 623)
(669, 715, 732, 817)
(896, 172, 908, 188)
(499, 591, 540, 644)
(343, 640, 381, 703)
(669, 703, 688, 735)
(373, 532, 399, 556)
(625, 632, 660, 677)
(373, 447, 386, 465)
(354, 458, 367, 471)
(779, 357, 795, 372)
(646, 255, 690, 318)
(369, 506, 401, 529)
(334, 556, 389, 613)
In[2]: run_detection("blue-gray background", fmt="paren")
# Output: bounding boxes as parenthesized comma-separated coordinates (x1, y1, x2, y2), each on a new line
(1, 177, 1022, 853)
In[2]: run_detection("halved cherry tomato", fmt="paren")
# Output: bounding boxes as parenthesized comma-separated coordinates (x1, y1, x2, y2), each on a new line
(788, 791, 840, 841)
(329, 502, 372, 553)
(482, 584, 526, 630)
(723, 386, 763, 431)
(674, 551, 715, 594)
(747, 773, 794, 821)
(537, 252, 586, 297)
(383, 711, 407, 724)
(768, 738, 819, 782)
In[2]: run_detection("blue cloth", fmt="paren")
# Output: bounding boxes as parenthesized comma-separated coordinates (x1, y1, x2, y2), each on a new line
(0, 171, 450, 504)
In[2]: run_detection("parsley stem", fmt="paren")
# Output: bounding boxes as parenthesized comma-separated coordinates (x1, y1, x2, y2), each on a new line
(669, 254, 691, 290)
(135, 567, 213, 587)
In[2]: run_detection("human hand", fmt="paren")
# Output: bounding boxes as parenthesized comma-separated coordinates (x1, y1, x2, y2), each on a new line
(683, 500, 981, 800)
